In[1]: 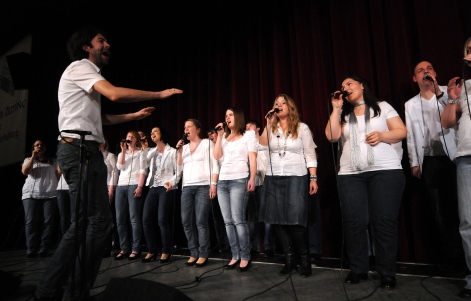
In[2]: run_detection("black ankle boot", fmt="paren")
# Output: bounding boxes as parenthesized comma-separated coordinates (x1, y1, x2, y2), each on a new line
(279, 254, 297, 274)
(299, 254, 312, 277)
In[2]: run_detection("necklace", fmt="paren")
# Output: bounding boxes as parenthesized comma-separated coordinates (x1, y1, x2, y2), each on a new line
(353, 100, 365, 107)
(277, 131, 290, 157)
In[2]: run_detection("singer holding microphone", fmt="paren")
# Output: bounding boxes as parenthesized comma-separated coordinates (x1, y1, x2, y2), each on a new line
(259, 94, 318, 278)
(21, 140, 60, 258)
(35, 25, 182, 301)
(213, 107, 257, 272)
(441, 37, 471, 299)
(177, 119, 219, 267)
(141, 127, 182, 263)
(114, 131, 147, 260)
(404, 61, 461, 267)
(325, 75, 406, 288)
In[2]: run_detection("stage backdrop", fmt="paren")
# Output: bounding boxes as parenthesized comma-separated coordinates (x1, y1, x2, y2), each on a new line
(0, 35, 31, 167)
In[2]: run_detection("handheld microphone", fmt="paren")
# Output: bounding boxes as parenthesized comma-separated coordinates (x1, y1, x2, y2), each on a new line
(214, 122, 227, 131)
(330, 91, 350, 98)
(266, 108, 280, 118)
(423, 73, 434, 82)
(121, 139, 132, 143)
(177, 133, 188, 149)
(61, 130, 92, 135)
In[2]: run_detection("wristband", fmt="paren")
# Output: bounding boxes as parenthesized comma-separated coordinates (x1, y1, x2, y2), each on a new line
(137, 186, 143, 189)
(448, 98, 458, 104)
(309, 175, 317, 181)
(211, 181, 218, 186)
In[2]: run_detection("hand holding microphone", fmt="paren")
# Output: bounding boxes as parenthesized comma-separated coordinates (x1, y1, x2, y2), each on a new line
(176, 133, 188, 150)
(265, 108, 280, 119)
(331, 90, 350, 99)
(214, 122, 227, 133)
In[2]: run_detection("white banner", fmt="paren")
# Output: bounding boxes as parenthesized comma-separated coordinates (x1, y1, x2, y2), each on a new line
(0, 34, 31, 167)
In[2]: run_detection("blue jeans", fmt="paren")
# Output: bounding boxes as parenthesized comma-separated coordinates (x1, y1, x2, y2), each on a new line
(143, 187, 175, 254)
(181, 185, 211, 259)
(115, 185, 143, 252)
(23, 198, 57, 255)
(456, 156, 471, 289)
(36, 139, 112, 299)
(57, 190, 73, 237)
(217, 178, 251, 261)
(338, 169, 404, 276)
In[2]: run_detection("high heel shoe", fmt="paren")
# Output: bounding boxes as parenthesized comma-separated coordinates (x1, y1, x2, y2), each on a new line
(113, 251, 129, 261)
(128, 252, 141, 261)
(195, 258, 209, 267)
(237, 259, 251, 272)
(159, 253, 172, 263)
(140, 253, 157, 263)
(185, 257, 197, 266)
(224, 259, 240, 270)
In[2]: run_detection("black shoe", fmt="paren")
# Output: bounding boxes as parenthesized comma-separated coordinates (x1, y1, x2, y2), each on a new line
(263, 249, 275, 258)
(279, 264, 297, 275)
(26, 252, 37, 258)
(113, 251, 129, 260)
(38, 250, 49, 258)
(224, 259, 240, 270)
(299, 255, 312, 278)
(185, 258, 197, 266)
(345, 271, 368, 284)
(195, 258, 209, 267)
(310, 253, 322, 261)
(237, 260, 251, 272)
(140, 253, 157, 263)
(159, 253, 171, 263)
(380, 275, 396, 289)
(459, 288, 471, 299)
(128, 252, 141, 261)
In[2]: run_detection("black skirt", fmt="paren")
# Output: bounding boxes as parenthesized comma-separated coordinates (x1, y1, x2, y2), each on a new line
(259, 175, 309, 226)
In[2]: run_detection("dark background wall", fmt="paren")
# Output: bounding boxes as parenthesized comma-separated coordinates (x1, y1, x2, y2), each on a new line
(1, 0, 470, 262)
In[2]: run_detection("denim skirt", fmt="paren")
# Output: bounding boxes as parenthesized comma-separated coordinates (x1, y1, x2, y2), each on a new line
(259, 175, 309, 226)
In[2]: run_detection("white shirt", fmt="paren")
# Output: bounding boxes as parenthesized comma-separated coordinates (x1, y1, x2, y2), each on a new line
(218, 130, 257, 181)
(181, 139, 219, 187)
(57, 174, 69, 191)
(116, 149, 147, 186)
(103, 150, 118, 186)
(267, 122, 317, 176)
(22, 158, 58, 199)
(57, 59, 106, 143)
(339, 101, 403, 174)
(455, 80, 471, 158)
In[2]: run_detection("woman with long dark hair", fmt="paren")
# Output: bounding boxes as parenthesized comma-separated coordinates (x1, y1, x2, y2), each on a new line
(325, 75, 406, 288)
(213, 107, 257, 272)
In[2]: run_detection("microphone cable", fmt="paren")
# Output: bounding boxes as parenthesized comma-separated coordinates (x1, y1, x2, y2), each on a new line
(461, 63, 471, 122)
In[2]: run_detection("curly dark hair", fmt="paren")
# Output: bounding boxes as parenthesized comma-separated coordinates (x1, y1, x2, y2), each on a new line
(67, 25, 107, 61)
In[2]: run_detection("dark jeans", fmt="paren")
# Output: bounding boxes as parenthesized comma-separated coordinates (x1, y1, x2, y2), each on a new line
(338, 169, 405, 276)
(421, 156, 461, 260)
(143, 186, 175, 254)
(57, 190, 73, 237)
(36, 139, 112, 299)
(23, 198, 57, 255)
